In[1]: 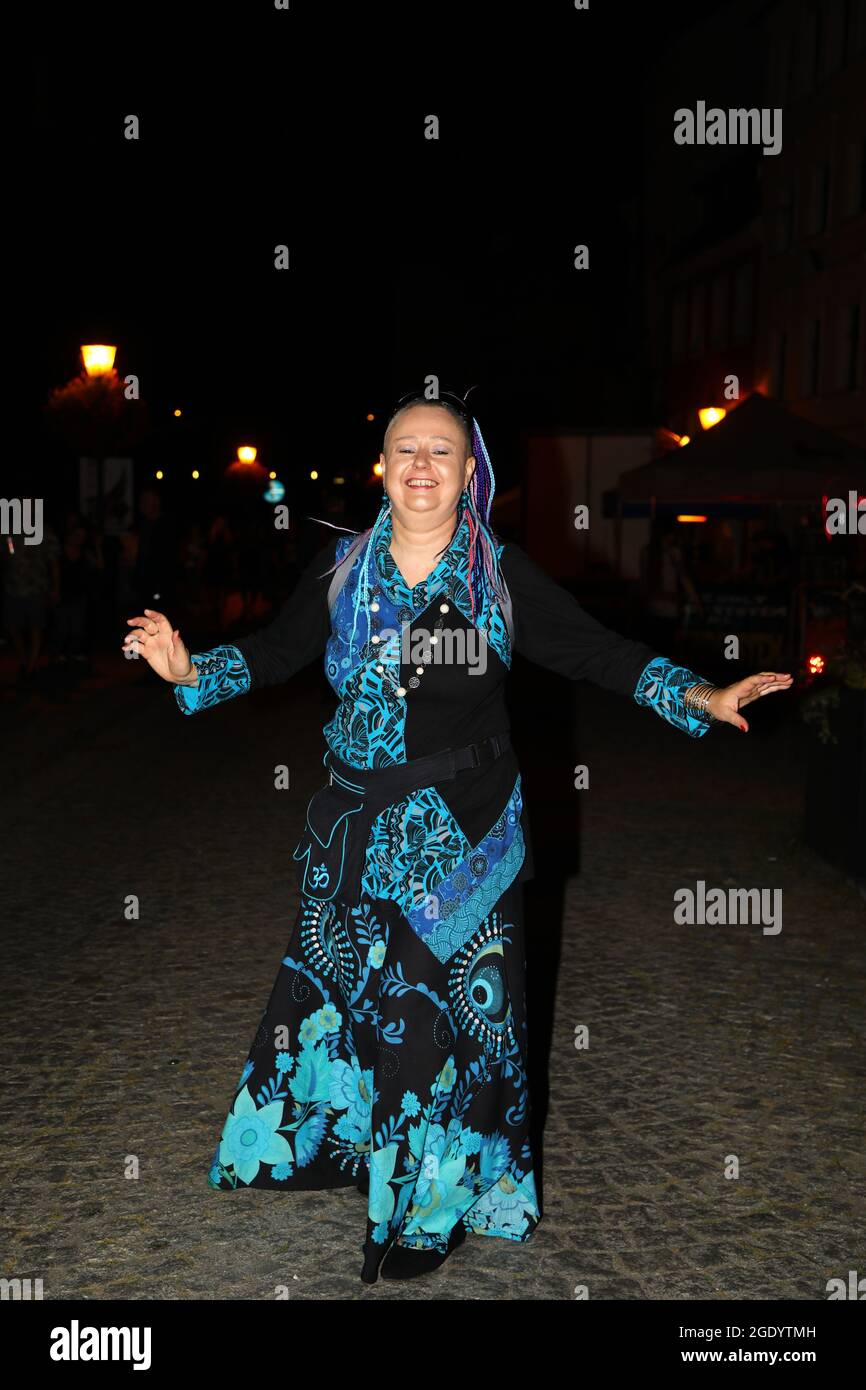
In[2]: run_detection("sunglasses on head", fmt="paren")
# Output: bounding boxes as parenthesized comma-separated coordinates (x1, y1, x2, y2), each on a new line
(392, 386, 477, 425)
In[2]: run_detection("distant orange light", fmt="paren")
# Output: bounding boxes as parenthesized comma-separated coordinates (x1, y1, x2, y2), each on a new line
(373, 461, 384, 477)
(237, 446, 257, 463)
(678, 434, 691, 447)
(155, 470, 164, 480)
(269, 471, 277, 480)
(699, 407, 726, 430)
(310, 470, 319, 480)
(366, 413, 375, 422)
(191, 469, 200, 479)
(676, 514, 707, 523)
(173, 408, 182, 417)
(807, 654, 825, 675)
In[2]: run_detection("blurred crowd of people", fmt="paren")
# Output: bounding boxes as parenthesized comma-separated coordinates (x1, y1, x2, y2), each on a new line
(1, 488, 305, 686)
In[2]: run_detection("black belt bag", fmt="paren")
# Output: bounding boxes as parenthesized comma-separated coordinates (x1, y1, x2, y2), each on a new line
(292, 731, 511, 907)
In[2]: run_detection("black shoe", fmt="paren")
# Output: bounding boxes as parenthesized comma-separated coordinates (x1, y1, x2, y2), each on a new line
(379, 1222, 466, 1280)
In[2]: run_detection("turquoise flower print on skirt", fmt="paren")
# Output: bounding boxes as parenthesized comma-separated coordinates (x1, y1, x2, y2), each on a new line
(206, 877, 541, 1281)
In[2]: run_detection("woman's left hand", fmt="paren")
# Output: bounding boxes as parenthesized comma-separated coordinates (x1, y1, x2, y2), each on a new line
(707, 672, 793, 732)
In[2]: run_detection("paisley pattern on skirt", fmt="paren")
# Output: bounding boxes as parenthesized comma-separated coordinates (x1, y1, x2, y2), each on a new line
(207, 876, 540, 1279)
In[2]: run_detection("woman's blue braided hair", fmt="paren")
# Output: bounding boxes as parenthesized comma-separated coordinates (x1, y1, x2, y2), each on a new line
(313, 386, 508, 646)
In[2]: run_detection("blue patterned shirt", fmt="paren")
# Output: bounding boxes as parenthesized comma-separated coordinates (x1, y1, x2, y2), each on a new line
(173, 498, 713, 959)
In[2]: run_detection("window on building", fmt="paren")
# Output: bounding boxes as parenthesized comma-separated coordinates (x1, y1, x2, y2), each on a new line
(688, 284, 705, 357)
(771, 329, 788, 399)
(732, 263, 754, 343)
(709, 276, 728, 347)
(834, 303, 861, 390)
(801, 318, 822, 396)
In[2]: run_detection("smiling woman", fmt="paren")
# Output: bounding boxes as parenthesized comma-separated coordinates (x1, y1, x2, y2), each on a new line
(124, 386, 792, 1285)
(380, 395, 477, 586)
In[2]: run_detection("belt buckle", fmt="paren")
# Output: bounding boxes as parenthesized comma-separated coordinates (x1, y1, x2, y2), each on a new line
(469, 742, 481, 768)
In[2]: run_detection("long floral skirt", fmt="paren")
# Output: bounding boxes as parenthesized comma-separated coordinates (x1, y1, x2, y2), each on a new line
(206, 875, 541, 1281)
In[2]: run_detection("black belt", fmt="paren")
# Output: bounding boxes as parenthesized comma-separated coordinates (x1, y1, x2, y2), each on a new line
(292, 731, 511, 907)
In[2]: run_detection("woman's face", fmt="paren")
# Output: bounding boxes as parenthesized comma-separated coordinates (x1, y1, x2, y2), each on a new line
(380, 404, 475, 525)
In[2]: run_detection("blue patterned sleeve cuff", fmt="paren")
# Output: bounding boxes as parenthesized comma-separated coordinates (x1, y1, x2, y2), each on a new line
(633, 656, 714, 738)
(173, 644, 251, 715)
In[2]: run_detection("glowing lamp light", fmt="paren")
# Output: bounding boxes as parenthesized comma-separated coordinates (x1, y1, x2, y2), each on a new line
(676, 514, 708, 523)
(807, 654, 825, 675)
(155, 470, 164, 480)
(678, 434, 691, 447)
(81, 344, 117, 377)
(173, 408, 182, 417)
(310, 470, 319, 480)
(191, 470, 200, 479)
(269, 470, 277, 480)
(373, 461, 384, 477)
(699, 407, 726, 430)
(333, 476, 345, 485)
(366, 413, 375, 422)
(236, 445, 258, 464)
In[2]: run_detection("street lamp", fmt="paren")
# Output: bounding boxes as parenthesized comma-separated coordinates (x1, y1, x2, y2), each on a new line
(226, 444, 267, 485)
(78, 344, 116, 523)
(80, 344, 117, 377)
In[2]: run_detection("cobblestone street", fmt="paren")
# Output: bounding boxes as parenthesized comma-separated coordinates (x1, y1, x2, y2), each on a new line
(2, 660, 864, 1301)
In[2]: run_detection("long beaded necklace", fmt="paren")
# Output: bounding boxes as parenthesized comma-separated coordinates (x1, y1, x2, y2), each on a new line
(365, 581, 453, 699)
(364, 497, 470, 700)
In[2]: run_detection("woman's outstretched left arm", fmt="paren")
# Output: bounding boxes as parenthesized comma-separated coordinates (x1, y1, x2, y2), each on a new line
(499, 542, 792, 734)
(633, 656, 792, 735)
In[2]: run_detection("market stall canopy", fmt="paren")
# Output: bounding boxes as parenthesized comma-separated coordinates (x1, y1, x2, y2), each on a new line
(617, 394, 866, 503)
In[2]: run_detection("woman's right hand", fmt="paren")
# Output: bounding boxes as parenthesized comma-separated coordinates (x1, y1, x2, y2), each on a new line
(123, 608, 197, 684)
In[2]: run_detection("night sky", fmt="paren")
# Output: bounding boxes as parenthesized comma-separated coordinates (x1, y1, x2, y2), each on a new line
(30, 2, 727, 511)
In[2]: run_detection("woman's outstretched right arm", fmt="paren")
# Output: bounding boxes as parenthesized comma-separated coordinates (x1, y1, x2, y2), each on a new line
(122, 534, 341, 715)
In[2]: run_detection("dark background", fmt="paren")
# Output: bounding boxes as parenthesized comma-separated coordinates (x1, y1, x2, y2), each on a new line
(27, 1, 734, 514)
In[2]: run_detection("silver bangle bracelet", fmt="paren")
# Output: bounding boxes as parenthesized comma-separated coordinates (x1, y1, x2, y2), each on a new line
(684, 682, 718, 720)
